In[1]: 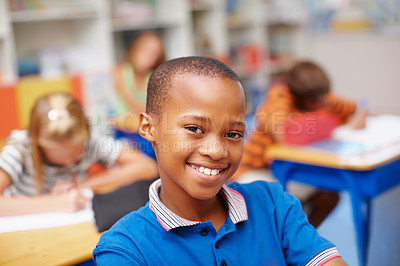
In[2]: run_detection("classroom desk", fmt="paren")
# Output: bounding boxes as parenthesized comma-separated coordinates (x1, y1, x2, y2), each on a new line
(0, 222, 101, 266)
(0, 181, 136, 266)
(267, 142, 400, 266)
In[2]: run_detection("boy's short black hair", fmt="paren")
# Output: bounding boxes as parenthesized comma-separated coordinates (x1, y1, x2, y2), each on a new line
(146, 56, 243, 116)
(285, 61, 330, 101)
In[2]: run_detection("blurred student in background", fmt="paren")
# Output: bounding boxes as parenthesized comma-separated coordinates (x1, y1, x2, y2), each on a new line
(113, 31, 165, 117)
(0, 92, 158, 216)
(232, 60, 366, 227)
(112, 31, 165, 160)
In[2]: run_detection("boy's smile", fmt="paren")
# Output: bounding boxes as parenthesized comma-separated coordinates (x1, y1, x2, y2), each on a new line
(142, 75, 246, 211)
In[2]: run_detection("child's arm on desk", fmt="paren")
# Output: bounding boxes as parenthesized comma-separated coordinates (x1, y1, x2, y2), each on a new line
(0, 169, 89, 216)
(79, 148, 158, 190)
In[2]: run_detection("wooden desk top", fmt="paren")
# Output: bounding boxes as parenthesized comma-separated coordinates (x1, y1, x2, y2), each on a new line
(267, 142, 400, 171)
(0, 222, 101, 266)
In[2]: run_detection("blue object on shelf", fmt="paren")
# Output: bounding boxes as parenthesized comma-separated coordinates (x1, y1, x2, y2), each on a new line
(18, 60, 40, 77)
(226, 0, 240, 14)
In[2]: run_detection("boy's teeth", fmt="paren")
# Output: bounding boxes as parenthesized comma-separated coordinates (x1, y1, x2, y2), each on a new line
(191, 164, 221, 176)
(211, 169, 219, 175)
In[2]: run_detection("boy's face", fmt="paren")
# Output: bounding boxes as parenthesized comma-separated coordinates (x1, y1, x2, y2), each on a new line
(145, 75, 246, 201)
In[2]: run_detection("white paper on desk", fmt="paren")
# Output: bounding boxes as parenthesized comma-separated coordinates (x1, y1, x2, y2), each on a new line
(0, 189, 95, 233)
(308, 139, 377, 156)
(0, 207, 94, 233)
(332, 114, 400, 147)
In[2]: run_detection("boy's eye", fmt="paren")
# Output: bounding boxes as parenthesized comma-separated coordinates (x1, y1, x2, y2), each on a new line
(225, 132, 243, 139)
(186, 126, 203, 134)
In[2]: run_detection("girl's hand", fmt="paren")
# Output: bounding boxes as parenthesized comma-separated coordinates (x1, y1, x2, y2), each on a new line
(55, 189, 90, 213)
(51, 180, 76, 195)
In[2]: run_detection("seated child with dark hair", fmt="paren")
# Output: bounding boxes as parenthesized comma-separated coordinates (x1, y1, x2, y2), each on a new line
(93, 57, 347, 265)
(232, 61, 365, 227)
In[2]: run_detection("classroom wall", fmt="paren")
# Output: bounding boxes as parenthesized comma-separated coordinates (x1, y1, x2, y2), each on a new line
(306, 32, 400, 115)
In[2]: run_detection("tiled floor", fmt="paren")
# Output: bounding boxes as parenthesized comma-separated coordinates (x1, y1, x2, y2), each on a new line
(236, 169, 400, 266)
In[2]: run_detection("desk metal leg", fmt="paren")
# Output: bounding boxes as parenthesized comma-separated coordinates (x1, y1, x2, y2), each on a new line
(348, 193, 371, 266)
(342, 171, 371, 266)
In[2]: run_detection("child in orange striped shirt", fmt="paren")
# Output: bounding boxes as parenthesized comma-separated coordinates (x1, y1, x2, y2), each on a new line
(233, 61, 365, 227)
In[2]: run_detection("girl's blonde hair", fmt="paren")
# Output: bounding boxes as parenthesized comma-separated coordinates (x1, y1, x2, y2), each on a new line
(124, 31, 166, 70)
(29, 92, 89, 193)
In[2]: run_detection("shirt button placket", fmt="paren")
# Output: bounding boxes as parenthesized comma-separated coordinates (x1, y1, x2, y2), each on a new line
(215, 241, 225, 265)
(200, 228, 208, 236)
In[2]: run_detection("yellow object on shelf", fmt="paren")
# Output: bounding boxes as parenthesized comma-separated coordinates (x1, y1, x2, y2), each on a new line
(332, 20, 371, 30)
(331, 5, 371, 31)
(16, 75, 72, 129)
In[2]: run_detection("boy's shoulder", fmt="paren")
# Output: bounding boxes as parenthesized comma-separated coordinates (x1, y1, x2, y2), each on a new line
(109, 202, 155, 229)
(227, 180, 300, 214)
(94, 202, 169, 261)
(228, 180, 285, 199)
(97, 202, 161, 242)
(97, 181, 285, 239)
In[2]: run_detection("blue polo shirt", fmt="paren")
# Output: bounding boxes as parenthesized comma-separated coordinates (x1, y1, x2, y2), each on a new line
(93, 179, 340, 265)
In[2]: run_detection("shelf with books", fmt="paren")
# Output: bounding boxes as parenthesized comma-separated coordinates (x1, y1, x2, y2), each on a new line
(8, 0, 102, 22)
(190, 1, 228, 58)
(0, 0, 16, 85)
(111, 0, 192, 61)
(5, 0, 112, 83)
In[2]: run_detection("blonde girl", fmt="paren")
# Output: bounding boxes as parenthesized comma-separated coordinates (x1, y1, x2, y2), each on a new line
(0, 92, 158, 216)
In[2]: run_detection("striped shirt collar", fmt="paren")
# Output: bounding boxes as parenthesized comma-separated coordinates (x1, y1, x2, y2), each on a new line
(149, 179, 248, 231)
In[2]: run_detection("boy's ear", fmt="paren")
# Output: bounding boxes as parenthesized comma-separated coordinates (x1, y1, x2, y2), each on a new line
(139, 113, 156, 142)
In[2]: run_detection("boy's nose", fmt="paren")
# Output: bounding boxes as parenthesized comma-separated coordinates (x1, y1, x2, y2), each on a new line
(198, 137, 228, 160)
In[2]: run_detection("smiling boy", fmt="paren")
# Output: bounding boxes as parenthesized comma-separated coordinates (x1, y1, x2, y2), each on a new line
(93, 56, 346, 265)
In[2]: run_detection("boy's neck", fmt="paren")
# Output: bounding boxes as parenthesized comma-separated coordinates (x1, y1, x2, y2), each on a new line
(159, 184, 228, 232)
